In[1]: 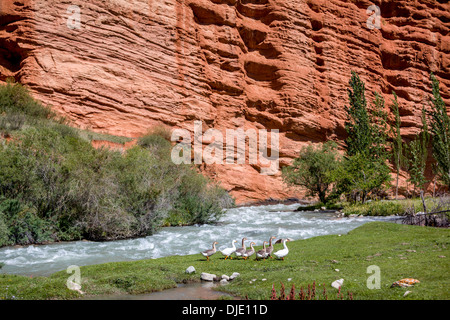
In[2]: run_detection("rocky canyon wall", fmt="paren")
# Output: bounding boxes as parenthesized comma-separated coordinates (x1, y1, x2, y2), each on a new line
(0, 0, 449, 204)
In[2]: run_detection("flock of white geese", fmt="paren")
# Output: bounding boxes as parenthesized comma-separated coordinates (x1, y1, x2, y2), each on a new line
(201, 237, 291, 261)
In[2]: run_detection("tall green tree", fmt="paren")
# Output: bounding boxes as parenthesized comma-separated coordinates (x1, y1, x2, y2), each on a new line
(344, 71, 372, 157)
(405, 107, 430, 196)
(389, 92, 403, 199)
(429, 73, 450, 188)
(370, 92, 390, 161)
(341, 72, 391, 203)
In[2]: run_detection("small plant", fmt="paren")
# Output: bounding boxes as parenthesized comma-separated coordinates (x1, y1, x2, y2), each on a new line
(270, 282, 354, 300)
(279, 282, 286, 300)
(288, 284, 296, 300)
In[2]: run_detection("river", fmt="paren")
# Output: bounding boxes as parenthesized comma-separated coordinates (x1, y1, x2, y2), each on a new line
(0, 203, 397, 277)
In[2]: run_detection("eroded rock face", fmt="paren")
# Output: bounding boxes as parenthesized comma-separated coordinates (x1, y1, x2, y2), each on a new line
(1, 0, 449, 204)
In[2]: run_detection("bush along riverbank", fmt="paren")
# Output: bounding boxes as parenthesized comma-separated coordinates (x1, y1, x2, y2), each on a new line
(0, 80, 233, 247)
(341, 197, 450, 217)
(0, 222, 448, 300)
(296, 197, 450, 220)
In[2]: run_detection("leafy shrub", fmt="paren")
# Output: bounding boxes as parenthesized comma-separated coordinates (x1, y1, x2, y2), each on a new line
(170, 172, 232, 225)
(0, 213, 11, 247)
(0, 113, 26, 135)
(7, 209, 54, 245)
(0, 82, 233, 245)
(0, 78, 54, 120)
(282, 141, 341, 204)
(0, 198, 54, 245)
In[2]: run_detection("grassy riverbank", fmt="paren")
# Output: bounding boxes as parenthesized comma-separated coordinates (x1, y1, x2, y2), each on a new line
(1, 222, 448, 300)
(342, 198, 450, 217)
(297, 197, 450, 217)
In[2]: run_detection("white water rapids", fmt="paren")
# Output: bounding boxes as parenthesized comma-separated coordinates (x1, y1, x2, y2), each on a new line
(0, 203, 397, 276)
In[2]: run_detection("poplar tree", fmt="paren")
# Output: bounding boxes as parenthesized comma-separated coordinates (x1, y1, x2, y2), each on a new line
(390, 92, 403, 199)
(429, 73, 450, 188)
(406, 107, 430, 196)
(340, 72, 391, 203)
(344, 71, 371, 156)
(370, 92, 389, 161)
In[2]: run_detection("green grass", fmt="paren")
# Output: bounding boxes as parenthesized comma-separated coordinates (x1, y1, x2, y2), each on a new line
(1, 222, 448, 300)
(76, 129, 133, 145)
(342, 198, 450, 216)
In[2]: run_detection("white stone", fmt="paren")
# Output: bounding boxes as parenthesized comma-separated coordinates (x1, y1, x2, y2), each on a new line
(335, 269, 340, 272)
(185, 266, 196, 274)
(229, 272, 240, 280)
(201, 272, 216, 282)
(331, 279, 344, 289)
(219, 279, 228, 285)
(221, 275, 230, 281)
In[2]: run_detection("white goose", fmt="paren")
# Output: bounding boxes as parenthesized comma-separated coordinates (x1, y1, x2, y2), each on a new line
(273, 238, 291, 261)
(220, 240, 237, 260)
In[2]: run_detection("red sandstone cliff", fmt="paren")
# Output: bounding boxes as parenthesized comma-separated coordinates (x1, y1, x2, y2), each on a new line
(1, 0, 449, 204)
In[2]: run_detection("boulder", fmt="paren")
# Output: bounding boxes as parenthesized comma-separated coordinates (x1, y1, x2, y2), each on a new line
(331, 279, 344, 289)
(185, 266, 196, 274)
(200, 272, 217, 282)
(229, 272, 240, 280)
